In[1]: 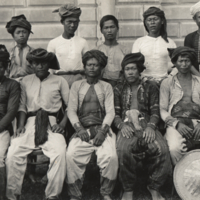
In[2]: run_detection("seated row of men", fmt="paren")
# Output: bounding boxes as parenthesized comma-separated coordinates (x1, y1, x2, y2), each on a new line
(0, 43, 199, 200)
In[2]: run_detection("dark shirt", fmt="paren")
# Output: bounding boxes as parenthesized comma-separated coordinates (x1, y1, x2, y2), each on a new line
(184, 31, 199, 70)
(113, 79, 160, 130)
(0, 76, 20, 134)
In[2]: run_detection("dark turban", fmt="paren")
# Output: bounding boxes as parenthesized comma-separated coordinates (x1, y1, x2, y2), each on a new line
(53, 4, 81, 19)
(0, 44, 10, 63)
(6, 14, 33, 35)
(82, 50, 108, 69)
(143, 7, 168, 43)
(121, 53, 146, 73)
(26, 48, 60, 70)
(170, 46, 197, 65)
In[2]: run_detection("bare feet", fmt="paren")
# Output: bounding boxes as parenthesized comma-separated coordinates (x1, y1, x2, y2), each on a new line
(147, 186, 165, 200)
(103, 195, 112, 200)
(121, 191, 133, 200)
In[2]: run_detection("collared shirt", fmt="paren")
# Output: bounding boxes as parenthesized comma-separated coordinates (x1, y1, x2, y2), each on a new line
(113, 79, 160, 130)
(19, 74, 69, 114)
(47, 35, 89, 72)
(97, 43, 129, 81)
(132, 36, 176, 79)
(160, 74, 200, 128)
(0, 77, 20, 133)
(67, 79, 115, 126)
(7, 45, 34, 79)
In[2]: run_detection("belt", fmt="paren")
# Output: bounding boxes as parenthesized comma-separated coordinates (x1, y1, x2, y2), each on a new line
(27, 111, 57, 118)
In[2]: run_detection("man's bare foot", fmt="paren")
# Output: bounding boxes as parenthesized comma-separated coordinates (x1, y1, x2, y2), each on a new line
(103, 195, 112, 200)
(147, 186, 165, 200)
(121, 191, 133, 200)
(28, 174, 36, 183)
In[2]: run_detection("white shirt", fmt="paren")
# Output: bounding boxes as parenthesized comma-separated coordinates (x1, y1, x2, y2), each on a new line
(132, 36, 176, 78)
(47, 35, 89, 72)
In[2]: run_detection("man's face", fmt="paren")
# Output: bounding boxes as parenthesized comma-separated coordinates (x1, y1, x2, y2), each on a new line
(101, 20, 118, 41)
(124, 63, 140, 83)
(13, 27, 30, 45)
(145, 15, 163, 34)
(194, 12, 200, 28)
(85, 58, 102, 78)
(62, 17, 79, 35)
(32, 61, 49, 79)
(175, 55, 192, 74)
(0, 62, 6, 79)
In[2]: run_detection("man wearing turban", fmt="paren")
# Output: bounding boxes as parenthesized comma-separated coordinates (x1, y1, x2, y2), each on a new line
(184, 1, 200, 71)
(5, 14, 34, 81)
(0, 45, 20, 200)
(160, 46, 200, 166)
(66, 50, 118, 200)
(114, 53, 171, 200)
(47, 4, 89, 88)
(6, 49, 69, 200)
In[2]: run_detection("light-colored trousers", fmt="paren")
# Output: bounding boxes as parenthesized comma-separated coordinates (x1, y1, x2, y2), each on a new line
(6, 116, 67, 200)
(165, 120, 199, 165)
(66, 131, 118, 199)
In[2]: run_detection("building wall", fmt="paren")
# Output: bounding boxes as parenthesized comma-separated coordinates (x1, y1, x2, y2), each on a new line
(0, 0, 199, 52)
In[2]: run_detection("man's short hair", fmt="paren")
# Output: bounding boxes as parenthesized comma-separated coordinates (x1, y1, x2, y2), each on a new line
(100, 15, 119, 31)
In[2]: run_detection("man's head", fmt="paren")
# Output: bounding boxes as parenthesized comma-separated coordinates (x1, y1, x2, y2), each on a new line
(26, 48, 60, 80)
(82, 50, 107, 78)
(190, 2, 200, 28)
(53, 4, 81, 36)
(0, 45, 10, 79)
(6, 15, 32, 45)
(171, 46, 197, 74)
(100, 15, 119, 41)
(121, 53, 145, 84)
(143, 7, 168, 42)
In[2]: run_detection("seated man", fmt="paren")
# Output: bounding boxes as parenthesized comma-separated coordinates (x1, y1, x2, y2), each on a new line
(66, 50, 118, 200)
(114, 53, 171, 200)
(6, 49, 69, 200)
(0, 45, 20, 200)
(160, 46, 200, 165)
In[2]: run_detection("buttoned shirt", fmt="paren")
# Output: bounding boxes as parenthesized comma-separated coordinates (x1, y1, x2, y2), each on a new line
(47, 35, 89, 73)
(19, 74, 69, 114)
(67, 79, 115, 126)
(160, 74, 200, 128)
(132, 36, 176, 79)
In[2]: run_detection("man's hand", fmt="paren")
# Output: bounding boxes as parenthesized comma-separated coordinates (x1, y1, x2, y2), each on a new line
(14, 126, 26, 138)
(193, 123, 200, 140)
(93, 131, 106, 146)
(121, 123, 134, 139)
(77, 129, 90, 142)
(143, 127, 156, 144)
(177, 122, 193, 140)
(51, 124, 65, 134)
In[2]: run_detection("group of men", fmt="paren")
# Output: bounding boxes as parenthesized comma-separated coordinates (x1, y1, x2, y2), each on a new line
(1, 1, 200, 200)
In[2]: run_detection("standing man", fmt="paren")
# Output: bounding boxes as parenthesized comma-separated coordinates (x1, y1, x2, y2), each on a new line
(47, 4, 89, 88)
(160, 46, 200, 165)
(184, 1, 200, 71)
(98, 15, 129, 87)
(114, 53, 171, 200)
(66, 50, 118, 200)
(0, 45, 20, 200)
(6, 14, 34, 81)
(6, 49, 69, 200)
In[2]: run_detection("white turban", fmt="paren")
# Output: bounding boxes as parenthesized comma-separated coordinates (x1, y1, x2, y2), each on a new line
(190, 1, 200, 17)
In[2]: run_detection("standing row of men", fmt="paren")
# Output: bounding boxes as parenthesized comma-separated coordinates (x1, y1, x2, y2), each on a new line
(1, 1, 200, 200)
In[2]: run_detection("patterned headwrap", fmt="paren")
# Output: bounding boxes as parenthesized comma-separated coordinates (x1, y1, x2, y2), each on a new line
(26, 48, 60, 70)
(190, 1, 200, 17)
(170, 46, 197, 65)
(143, 7, 168, 43)
(0, 44, 10, 63)
(53, 4, 82, 19)
(82, 50, 108, 68)
(121, 52, 146, 73)
(6, 14, 33, 35)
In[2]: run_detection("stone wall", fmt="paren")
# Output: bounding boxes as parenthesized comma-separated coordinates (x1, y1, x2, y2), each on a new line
(0, 0, 199, 52)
